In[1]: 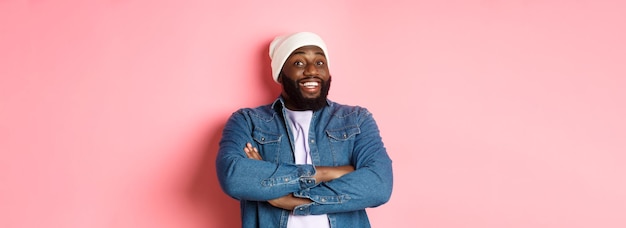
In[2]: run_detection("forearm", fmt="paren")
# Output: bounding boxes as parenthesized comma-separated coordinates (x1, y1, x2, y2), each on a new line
(240, 142, 354, 205)
(264, 165, 354, 210)
(216, 154, 317, 201)
(293, 111, 394, 215)
(313, 165, 354, 183)
(268, 194, 314, 211)
(293, 163, 393, 215)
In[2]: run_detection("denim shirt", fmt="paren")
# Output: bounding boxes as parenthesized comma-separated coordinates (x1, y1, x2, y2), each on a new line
(216, 98, 393, 228)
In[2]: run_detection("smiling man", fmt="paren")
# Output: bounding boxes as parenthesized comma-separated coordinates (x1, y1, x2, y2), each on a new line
(216, 32, 393, 228)
(278, 45, 331, 111)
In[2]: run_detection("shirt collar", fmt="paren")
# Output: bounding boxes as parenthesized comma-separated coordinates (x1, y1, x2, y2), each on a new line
(271, 96, 332, 111)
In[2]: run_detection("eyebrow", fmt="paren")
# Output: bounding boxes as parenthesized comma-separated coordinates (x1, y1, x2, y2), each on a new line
(290, 51, 326, 57)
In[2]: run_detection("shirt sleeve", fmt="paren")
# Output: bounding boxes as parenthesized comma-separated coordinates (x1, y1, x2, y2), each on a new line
(216, 110, 318, 201)
(292, 110, 394, 215)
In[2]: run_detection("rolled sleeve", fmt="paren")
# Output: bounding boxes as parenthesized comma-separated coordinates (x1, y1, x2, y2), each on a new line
(260, 165, 316, 188)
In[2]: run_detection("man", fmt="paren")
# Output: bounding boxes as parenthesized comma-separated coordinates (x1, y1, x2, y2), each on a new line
(216, 32, 393, 228)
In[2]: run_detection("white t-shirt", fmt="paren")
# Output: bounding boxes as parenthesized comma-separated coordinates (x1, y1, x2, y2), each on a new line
(285, 109, 330, 228)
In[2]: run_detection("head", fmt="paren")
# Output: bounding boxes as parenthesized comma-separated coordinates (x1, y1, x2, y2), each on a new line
(269, 32, 332, 111)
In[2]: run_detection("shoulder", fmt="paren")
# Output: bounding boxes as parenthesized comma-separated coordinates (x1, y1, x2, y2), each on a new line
(232, 103, 276, 121)
(326, 100, 372, 118)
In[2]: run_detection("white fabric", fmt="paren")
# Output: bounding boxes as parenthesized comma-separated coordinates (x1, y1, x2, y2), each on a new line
(284, 109, 330, 228)
(269, 32, 329, 83)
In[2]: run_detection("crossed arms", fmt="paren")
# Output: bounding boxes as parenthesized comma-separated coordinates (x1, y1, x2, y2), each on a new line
(216, 110, 393, 215)
(243, 142, 354, 210)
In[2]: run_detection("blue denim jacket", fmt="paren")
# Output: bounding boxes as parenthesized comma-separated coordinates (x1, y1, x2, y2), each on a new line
(216, 98, 393, 228)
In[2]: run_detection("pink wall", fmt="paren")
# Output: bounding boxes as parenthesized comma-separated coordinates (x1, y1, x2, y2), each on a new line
(1, 0, 625, 227)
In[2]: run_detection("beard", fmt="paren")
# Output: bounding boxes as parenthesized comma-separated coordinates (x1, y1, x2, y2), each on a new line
(280, 74, 331, 111)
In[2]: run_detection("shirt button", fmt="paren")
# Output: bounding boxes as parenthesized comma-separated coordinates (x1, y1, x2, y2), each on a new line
(310, 139, 315, 143)
(284, 178, 289, 182)
(321, 198, 326, 202)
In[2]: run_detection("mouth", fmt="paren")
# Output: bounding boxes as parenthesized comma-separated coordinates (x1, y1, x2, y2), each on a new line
(299, 79, 321, 95)
(301, 81, 319, 88)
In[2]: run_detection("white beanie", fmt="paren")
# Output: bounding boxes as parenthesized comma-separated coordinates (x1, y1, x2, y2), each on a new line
(269, 32, 329, 83)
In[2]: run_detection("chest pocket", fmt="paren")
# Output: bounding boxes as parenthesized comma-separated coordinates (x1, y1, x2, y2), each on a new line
(326, 125, 360, 141)
(325, 126, 360, 164)
(252, 128, 282, 163)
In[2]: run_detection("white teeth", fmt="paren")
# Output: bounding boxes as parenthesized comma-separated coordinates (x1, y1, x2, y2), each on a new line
(303, 82, 319, 88)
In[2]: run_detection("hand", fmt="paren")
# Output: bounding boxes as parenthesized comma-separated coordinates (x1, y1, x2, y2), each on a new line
(268, 194, 313, 211)
(243, 142, 262, 160)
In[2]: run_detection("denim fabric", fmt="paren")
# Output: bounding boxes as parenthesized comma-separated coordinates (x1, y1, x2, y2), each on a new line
(216, 98, 393, 228)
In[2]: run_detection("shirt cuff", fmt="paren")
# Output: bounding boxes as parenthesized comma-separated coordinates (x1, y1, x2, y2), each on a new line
(292, 202, 313, 215)
(294, 187, 350, 204)
(260, 164, 316, 189)
(298, 165, 316, 189)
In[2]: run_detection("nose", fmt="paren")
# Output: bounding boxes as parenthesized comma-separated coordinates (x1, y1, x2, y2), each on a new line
(304, 64, 319, 76)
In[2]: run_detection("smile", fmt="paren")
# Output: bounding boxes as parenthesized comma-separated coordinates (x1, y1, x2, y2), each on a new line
(301, 81, 319, 88)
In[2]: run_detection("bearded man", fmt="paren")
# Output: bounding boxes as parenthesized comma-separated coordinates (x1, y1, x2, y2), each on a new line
(216, 32, 393, 228)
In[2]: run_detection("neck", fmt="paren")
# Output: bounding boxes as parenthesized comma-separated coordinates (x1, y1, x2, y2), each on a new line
(281, 95, 326, 111)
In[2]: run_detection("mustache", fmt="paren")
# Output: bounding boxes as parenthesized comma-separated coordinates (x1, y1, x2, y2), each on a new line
(297, 76, 324, 83)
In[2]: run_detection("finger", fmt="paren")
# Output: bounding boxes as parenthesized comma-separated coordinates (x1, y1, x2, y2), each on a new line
(249, 150, 261, 160)
(244, 149, 252, 159)
(245, 143, 256, 151)
(243, 143, 254, 158)
(249, 148, 262, 160)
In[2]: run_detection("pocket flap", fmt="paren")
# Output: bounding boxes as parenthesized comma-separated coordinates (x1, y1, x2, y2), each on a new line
(326, 126, 360, 141)
(252, 129, 282, 144)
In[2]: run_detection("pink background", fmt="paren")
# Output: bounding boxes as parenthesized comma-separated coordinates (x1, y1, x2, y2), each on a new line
(1, 0, 625, 227)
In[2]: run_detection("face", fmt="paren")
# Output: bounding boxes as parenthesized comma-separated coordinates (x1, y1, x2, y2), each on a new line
(279, 46, 331, 111)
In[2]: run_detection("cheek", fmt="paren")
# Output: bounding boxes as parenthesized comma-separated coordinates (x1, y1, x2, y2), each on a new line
(320, 65, 330, 73)
(320, 68, 330, 77)
(283, 68, 302, 77)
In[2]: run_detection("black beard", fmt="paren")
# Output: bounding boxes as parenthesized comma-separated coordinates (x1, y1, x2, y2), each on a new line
(280, 74, 331, 111)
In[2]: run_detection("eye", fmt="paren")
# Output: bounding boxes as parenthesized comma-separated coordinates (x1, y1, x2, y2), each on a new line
(293, 61, 305, 67)
(316, 61, 325, 66)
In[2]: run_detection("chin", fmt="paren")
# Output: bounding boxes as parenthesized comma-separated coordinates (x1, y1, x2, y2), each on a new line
(302, 94, 321, 99)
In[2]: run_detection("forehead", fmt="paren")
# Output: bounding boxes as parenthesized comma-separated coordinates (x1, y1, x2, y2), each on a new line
(289, 45, 325, 57)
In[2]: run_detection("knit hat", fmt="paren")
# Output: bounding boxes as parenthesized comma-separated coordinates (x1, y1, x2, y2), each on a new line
(269, 32, 329, 83)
